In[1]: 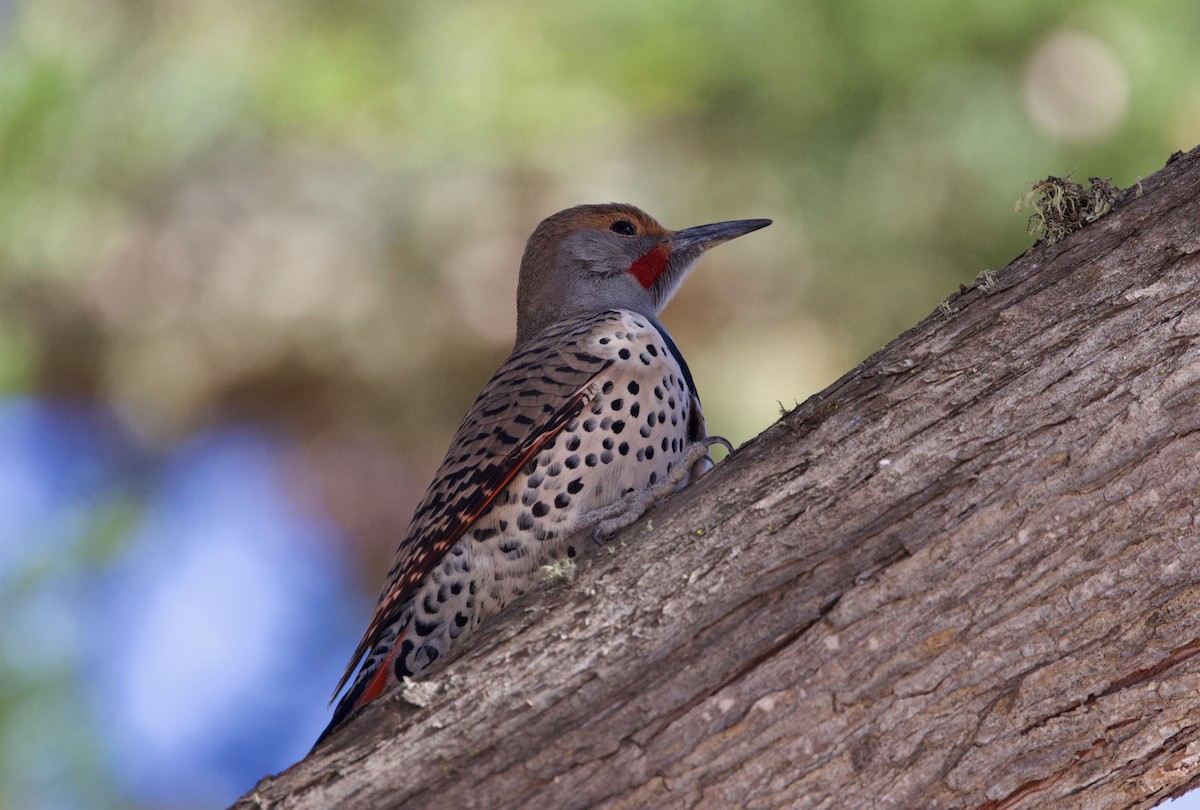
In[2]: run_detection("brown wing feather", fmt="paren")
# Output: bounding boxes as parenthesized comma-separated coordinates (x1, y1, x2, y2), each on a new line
(331, 313, 617, 700)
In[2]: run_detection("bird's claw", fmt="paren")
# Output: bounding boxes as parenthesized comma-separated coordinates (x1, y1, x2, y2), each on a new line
(579, 436, 733, 544)
(701, 435, 734, 456)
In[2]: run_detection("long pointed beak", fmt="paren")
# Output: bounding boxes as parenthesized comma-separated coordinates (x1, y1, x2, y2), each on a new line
(670, 218, 772, 251)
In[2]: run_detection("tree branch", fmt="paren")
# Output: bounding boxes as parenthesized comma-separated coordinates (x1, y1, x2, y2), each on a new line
(235, 145, 1200, 810)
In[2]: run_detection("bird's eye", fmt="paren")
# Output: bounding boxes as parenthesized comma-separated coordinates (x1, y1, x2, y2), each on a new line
(609, 220, 637, 236)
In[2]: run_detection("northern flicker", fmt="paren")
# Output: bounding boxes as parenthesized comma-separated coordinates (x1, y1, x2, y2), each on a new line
(316, 203, 769, 746)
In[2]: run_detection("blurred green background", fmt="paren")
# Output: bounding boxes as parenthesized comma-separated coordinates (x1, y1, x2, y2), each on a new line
(2, 1, 1198, 808)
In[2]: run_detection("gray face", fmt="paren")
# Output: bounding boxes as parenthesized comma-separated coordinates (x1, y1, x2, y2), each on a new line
(513, 203, 770, 348)
(554, 227, 676, 314)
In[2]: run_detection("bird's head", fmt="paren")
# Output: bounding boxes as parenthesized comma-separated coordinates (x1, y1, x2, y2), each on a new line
(514, 203, 771, 348)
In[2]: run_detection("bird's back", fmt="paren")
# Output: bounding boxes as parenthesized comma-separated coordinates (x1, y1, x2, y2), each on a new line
(318, 308, 706, 743)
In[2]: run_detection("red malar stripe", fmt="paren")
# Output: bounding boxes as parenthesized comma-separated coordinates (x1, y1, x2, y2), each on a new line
(629, 245, 670, 289)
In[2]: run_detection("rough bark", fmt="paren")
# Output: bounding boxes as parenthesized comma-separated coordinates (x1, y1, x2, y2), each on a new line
(235, 146, 1200, 810)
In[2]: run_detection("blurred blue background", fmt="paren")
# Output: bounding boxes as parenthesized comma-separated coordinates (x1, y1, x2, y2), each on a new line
(1, 1, 1199, 808)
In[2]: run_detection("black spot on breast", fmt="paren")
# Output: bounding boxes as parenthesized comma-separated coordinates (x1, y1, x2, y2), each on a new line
(547, 462, 562, 477)
(603, 380, 614, 394)
(601, 450, 614, 464)
(603, 437, 614, 450)
(565, 455, 581, 469)
(619, 441, 629, 455)
(654, 386, 664, 400)
(630, 402, 640, 418)
(661, 438, 669, 451)
(454, 613, 469, 628)
(532, 501, 549, 518)
(554, 493, 571, 509)
(584, 418, 597, 432)
(451, 582, 463, 595)
(612, 420, 625, 434)
(645, 447, 655, 460)
(585, 454, 598, 467)
(648, 411, 657, 426)
(566, 435, 581, 451)
(517, 512, 534, 530)
(567, 479, 583, 494)
(649, 471, 658, 485)
(618, 348, 631, 360)
(640, 424, 653, 438)
(473, 526, 498, 541)
(566, 545, 577, 558)
(627, 381, 640, 395)
(639, 352, 652, 365)
(395, 640, 415, 678)
(611, 398, 624, 411)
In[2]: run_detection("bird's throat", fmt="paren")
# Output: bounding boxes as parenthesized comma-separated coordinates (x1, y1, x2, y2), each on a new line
(628, 245, 670, 289)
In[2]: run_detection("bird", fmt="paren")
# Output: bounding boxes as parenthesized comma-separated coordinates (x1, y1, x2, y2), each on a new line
(315, 203, 770, 746)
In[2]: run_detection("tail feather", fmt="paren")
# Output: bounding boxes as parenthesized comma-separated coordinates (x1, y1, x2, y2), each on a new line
(313, 638, 402, 749)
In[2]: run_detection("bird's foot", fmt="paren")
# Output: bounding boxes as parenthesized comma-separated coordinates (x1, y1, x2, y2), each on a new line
(580, 435, 733, 542)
